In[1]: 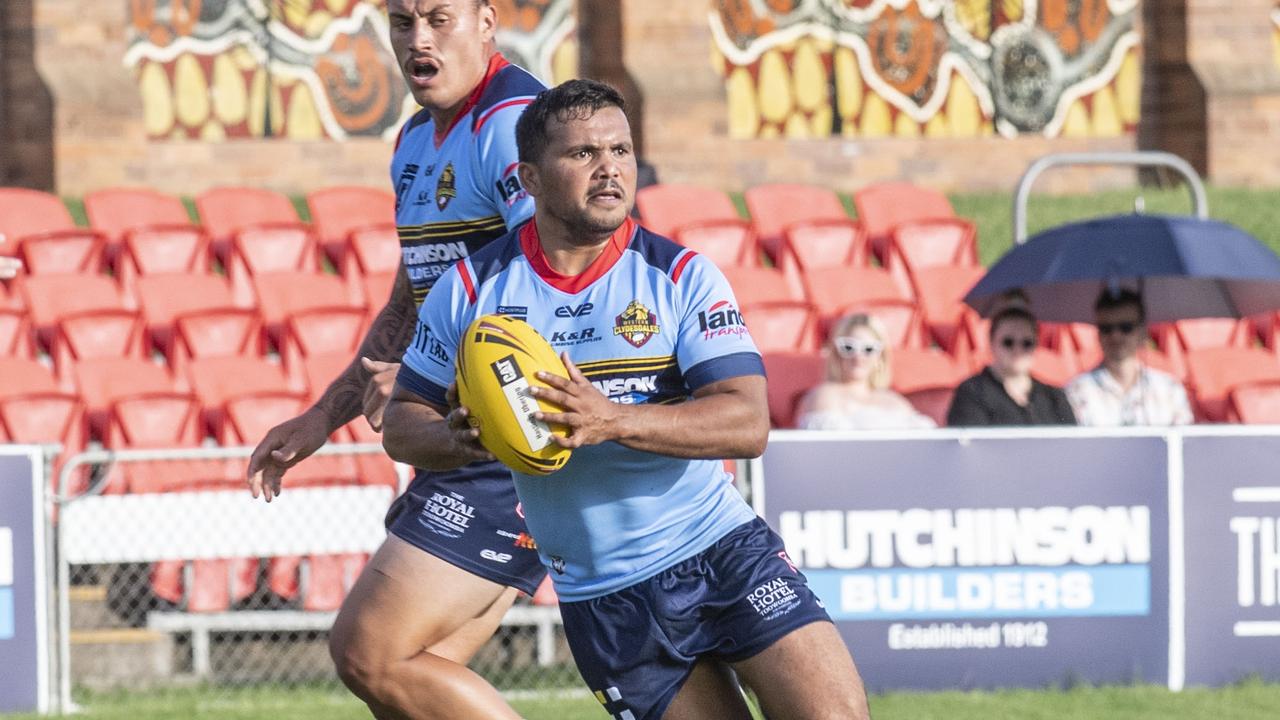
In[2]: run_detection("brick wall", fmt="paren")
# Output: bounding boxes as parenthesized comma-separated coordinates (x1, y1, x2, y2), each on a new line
(15, 0, 1280, 196)
(31, 0, 391, 197)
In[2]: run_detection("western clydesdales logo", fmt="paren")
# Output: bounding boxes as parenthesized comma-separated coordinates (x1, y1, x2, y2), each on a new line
(435, 162, 457, 210)
(613, 300, 660, 348)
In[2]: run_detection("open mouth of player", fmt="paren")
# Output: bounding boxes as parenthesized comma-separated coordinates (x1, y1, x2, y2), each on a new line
(588, 187, 624, 205)
(408, 58, 440, 86)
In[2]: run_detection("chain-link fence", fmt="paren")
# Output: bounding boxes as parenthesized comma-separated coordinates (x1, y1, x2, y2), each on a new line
(52, 444, 581, 711)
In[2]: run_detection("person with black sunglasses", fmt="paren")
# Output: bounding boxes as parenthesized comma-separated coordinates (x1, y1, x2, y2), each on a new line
(1065, 288, 1193, 426)
(946, 306, 1076, 426)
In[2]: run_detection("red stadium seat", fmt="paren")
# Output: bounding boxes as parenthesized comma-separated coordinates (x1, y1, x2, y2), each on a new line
(84, 187, 205, 277)
(1030, 347, 1080, 387)
(49, 309, 146, 385)
(673, 220, 759, 268)
(194, 186, 303, 256)
(0, 308, 33, 358)
(186, 356, 295, 436)
(280, 307, 366, 389)
(103, 392, 209, 494)
(170, 307, 266, 378)
(744, 184, 849, 262)
(341, 224, 402, 306)
(361, 271, 399, 317)
(19, 275, 128, 349)
(909, 265, 986, 351)
(1185, 347, 1280, 422)
(1229, 380, 1280, 423)
(741, 301, 821, 354)
(226, 224, 322, 307)
(135, 274, 240, 361)
(0, 391, 88, 495)
(853, 181, 956, 261)
(1137, 346, 1186, 384)
(72, 357, 179, 438)
(904, 386, 956, 427)
(722, 266, 805, 306)
(762, 352, 825, 428)
(0, 357, 60, 397)
(0, 188, 107, 274)
(801, 265, 907, 313)
(635, 184, 741, 239)
(306, 186, 396, 266)
(1171, 317, 1251, 352)
(891, 347, 966, 395)
(884, 217, 979, 296)
(780, 219, 868, 271)
(252, 273, 358, 343)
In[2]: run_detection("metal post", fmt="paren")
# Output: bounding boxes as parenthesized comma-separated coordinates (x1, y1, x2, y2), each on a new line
(1013, 151, 1209, 244)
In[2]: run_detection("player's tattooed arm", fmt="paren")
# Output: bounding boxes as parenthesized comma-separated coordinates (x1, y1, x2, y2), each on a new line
(311, 261, 417, 432)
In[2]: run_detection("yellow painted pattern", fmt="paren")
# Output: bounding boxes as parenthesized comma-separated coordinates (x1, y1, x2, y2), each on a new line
(715, 3, 1141, 140)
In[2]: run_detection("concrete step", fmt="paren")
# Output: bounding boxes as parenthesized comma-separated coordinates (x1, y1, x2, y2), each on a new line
(70, 628, 175, 691)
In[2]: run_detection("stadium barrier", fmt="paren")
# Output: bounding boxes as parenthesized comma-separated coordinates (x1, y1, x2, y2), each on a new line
(11, 429, 1280, 712)
(755, 426, 1280, 693)
(47, 444, 574, 713)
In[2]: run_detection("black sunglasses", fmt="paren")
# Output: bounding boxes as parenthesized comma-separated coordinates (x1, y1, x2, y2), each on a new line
(998, 337, 1036, 351)
(1098, 322, 1139, 336)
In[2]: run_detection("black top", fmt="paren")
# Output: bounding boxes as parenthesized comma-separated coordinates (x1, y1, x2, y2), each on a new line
(946, 368, 1077, 427)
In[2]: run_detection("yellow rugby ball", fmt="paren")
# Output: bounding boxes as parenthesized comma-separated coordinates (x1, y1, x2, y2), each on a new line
(456, 314, 572, 476)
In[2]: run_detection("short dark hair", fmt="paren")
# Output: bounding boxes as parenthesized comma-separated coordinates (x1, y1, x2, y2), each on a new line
(1094, 287, 1145, 323)
(989, 306, 1038, 340)
(516, 79, 627, 164)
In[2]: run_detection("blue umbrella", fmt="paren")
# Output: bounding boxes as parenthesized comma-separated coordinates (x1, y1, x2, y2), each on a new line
(964, 214, 1280, 323)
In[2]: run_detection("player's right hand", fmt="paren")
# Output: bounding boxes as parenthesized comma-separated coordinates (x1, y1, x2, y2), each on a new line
(246, 409, 330, 503)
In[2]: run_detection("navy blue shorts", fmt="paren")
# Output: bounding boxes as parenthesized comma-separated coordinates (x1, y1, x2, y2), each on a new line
(559, 516, 831, 720)
(385, 463, 546, 596)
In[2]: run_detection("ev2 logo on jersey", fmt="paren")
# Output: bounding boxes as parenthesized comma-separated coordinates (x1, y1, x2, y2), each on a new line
(555, 302, 594, 318)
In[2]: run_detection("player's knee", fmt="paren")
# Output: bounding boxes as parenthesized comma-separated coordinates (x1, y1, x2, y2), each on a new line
(329, 628, 383, 698)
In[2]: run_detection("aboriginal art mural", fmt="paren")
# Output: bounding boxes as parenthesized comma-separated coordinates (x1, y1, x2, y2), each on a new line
(710, 0, 1141, 139)
(1273, 1, 1280, 71)
(125, 0, 576, 142)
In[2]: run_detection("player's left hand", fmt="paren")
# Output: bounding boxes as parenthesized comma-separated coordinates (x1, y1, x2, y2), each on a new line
(531, 353, 620, 448)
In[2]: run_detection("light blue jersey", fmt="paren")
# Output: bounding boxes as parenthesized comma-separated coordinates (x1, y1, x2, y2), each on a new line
(398, 218, 763, 601)
(391, 53, 542, 306)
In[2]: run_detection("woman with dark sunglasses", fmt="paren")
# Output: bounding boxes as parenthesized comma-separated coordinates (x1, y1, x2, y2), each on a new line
(795, 313, 935, 430)
(946, 306, 1076, 426)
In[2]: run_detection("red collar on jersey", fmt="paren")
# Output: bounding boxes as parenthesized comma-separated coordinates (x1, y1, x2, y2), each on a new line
(434, 52, 510, 146)
(520, 216, 637, 294)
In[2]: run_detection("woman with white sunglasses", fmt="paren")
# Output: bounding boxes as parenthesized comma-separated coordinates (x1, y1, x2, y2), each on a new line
(946, 306, 1076, 426)
(794, 313, 935, 431)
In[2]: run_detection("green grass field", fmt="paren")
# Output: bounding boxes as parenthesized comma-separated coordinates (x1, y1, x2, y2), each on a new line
(5, 681, 1280, 719)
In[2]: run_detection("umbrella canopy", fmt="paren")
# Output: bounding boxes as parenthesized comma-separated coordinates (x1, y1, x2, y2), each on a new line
(964, 214, 1280, 323)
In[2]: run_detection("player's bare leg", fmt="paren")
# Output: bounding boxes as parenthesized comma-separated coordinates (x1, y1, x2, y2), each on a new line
(329, 535, 522, 720)
(661, 660, 753, 720)
(730, 621, 870, 720)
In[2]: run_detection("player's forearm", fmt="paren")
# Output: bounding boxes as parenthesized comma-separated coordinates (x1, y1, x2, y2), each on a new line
(610, 388, 769, 459)
(309, 267, 417, 432)
(382, 397, 473, 470)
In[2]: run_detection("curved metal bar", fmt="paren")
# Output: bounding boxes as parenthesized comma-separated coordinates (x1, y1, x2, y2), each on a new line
(1013, 151, 1209, 244)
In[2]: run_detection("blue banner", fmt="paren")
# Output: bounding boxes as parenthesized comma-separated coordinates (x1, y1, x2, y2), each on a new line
(758, 432, 1170, 691)
(1182, 435, 1280, 686)
(0, 448, 47, 714)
